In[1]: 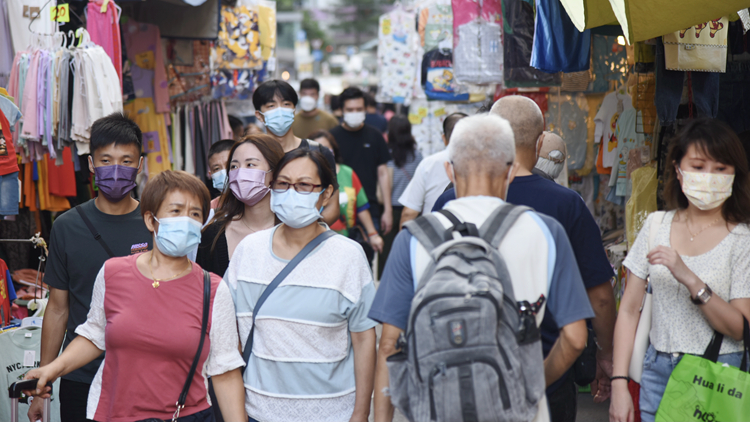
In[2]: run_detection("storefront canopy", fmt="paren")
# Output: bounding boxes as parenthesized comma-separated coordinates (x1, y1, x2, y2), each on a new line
(561, 0, 750, 43)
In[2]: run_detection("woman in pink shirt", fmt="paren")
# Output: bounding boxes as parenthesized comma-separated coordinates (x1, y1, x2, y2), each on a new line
(25, 171, 247, 422)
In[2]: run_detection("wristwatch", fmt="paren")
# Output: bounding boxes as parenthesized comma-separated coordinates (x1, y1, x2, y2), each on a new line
(692, 284, 713, 305)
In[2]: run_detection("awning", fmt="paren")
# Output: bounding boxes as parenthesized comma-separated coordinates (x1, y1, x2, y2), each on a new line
(561, 0, 750, 43)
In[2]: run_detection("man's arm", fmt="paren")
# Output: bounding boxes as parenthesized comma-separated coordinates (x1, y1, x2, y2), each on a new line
(351, 328, 377, 422)
(40, 287, 69, 366)
(587, 280, 616, 402)
(378, 163, 393, 234)
(322, 189, 341, 225)
(399, 207, 420, 229)
(543, 319, 588, 387)
(374, 323, 403, 422)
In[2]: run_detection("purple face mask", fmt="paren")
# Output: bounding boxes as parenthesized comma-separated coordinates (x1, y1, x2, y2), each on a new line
(93, 163, 139, 202)
(229, 168, 270, 207)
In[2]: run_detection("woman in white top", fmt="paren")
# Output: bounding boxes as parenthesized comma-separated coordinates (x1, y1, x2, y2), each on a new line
(610, 118, 750, 422)
(225, 148, 377, 422)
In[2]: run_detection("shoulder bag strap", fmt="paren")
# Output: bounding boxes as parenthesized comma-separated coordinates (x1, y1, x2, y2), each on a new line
(173, 270, 211, 421)
(76, 206, 115, 258)
(647, 211, 666, 293)
(241, 230, 337, 367)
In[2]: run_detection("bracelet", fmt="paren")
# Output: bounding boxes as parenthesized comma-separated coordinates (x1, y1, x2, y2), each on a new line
(610, 376, 630, 382)
(368, 232, 379, 237)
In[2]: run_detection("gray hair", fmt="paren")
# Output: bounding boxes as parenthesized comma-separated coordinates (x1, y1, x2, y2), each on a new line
(448, 114, 515, 176)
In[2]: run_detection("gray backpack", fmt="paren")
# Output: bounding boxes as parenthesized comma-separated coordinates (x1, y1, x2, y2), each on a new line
(388, 205, 546, 422)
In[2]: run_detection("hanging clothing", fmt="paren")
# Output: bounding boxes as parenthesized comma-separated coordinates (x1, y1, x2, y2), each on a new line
(214, 4, 263, 70)
(531, 0, 591, 73)
(421, 48, 469, 101)
(376, 7, 419, 105)
(418, 0, 453, 51)
(503, 0, 560, 87)
(86, 0, 122, 88)
(451, 0, 502, 84)
(453, 19, 503, 84)
(123, 21, 170, 113)
(5, 0, 57, 53)
(0, 107, 20, 176)
(594, 88, 633, 170)
(0, 0, 14, 88)
(609, 108, 652, 198)
(546, 92, 589, 171)
(123, 98, 172, 178)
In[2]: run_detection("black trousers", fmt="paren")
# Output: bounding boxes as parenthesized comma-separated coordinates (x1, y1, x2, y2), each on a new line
(60, 379, 93, 422)
(547, 372, 578, 422)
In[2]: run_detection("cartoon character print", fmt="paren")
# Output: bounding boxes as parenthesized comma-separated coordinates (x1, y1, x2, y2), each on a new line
(432, 69, 454, 92)
(679, 18, 724, 39)
(608, 113, 620, 152)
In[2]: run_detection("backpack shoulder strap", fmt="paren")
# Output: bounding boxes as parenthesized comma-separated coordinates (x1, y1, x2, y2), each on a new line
(479, 203, 533, 249)
(403, 213, 450, 252)
(437, 209, 479, 237)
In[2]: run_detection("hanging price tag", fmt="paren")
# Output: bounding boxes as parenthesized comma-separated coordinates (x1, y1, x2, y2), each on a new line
(50, 4, 70, 22)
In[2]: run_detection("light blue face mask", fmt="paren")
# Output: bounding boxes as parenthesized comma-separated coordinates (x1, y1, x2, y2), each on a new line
(211, 169, 227, 191)
(270, 189, 323, 229)
(261, 107, 295, 136)
(153, 216, 202, 257)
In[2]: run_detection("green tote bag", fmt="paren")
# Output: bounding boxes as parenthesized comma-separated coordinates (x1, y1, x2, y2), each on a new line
(655, 318, 750, 422)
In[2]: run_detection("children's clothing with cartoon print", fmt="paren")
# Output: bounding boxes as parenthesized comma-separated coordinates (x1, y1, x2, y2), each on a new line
(376, 7, 419, 105)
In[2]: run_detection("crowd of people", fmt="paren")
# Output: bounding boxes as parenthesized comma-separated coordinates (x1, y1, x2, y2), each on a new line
(20, 77, 750, 422)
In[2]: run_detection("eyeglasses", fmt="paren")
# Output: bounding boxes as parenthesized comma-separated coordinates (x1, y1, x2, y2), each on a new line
(271, 180, 323, 194)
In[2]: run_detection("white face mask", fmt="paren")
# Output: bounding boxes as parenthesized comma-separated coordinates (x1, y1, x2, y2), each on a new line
(679, 168, 734, 211)
(343, 111, 366, 128)
(299, 96, 317, 112)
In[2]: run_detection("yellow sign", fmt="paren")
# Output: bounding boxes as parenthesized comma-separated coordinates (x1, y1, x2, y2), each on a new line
(408, 114, 422, 125)
(50, 4, 70, 22)
(433, 108, 446, 117)
(417, 107, 428, 118)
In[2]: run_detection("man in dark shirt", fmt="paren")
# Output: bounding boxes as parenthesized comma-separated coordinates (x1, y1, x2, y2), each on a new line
(30, 113, 154, 422)
(330, 87, 393, 234)
(364, 92, 388, 134)
(252, 80, 340, 225)
(434, 97, 617, 422)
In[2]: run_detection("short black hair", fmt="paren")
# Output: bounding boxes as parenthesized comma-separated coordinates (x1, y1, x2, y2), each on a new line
(91, 112, 142, 155)
(443, 112, 468, 142)
(364, 92, 377, 108)
(208, 139, 235, 160)
(339, 87, 365, 109)
(299, 78, 320, 93)
(228, 115, 243, 133)
(252, 80, 299, 110)
(330, 95, 341, 112)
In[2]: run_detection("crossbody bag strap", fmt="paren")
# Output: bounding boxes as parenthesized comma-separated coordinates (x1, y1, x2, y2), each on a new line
(76, 206, 115, 258)
(646, 211, 666, 294)
(241, 230, 337, 368)
(173, 270, 211, 422)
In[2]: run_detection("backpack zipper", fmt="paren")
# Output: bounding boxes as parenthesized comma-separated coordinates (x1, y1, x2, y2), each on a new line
(428, 357, 511, 420)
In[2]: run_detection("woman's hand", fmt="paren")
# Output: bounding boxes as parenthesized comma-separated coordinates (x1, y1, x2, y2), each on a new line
(21, 365, 59, 398)
(369, 234, 384, 254)
(609, 382, 635, 422)
(647, 246, 696, 286)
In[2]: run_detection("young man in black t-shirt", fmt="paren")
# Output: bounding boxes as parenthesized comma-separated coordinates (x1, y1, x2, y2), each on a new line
(330, 87, 393, 234)
(252, 80, 340, 225)
(29, 113, 154, 422)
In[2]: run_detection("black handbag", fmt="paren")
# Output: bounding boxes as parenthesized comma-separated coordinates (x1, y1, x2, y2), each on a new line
(573, 327, 598, 386)
(348, 224, 375, 263)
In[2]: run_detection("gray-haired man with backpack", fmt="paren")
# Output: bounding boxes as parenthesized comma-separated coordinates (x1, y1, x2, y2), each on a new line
(369, 114, 593, 422)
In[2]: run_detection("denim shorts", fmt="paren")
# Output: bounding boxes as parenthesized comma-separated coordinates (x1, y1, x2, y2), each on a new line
(639, 344, 743, 422)
(0, 171, 19, 215)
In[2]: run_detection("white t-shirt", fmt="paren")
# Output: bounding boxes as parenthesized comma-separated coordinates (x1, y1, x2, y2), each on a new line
(0, 327, 61, 421)
(397, 149, 451, 214)
(6, 0, 57, 53)
(594, 89, 632, 169)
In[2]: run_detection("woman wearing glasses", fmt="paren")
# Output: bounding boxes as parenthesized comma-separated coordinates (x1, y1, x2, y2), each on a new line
(224, 149, 377, 422)
(197, 135, 284, 277)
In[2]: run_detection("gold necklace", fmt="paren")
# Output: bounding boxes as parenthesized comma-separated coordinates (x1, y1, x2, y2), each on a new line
(686, 212, 722, 242)
(148, 253, 192, 288)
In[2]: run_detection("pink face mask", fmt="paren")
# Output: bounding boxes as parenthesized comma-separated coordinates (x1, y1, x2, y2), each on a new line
(229, 168, 270, 207)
